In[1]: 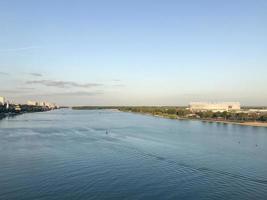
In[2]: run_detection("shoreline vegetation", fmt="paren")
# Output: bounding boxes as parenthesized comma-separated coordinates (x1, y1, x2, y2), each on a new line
(0, 104, 59, 120)
(72, 106, 267, 128)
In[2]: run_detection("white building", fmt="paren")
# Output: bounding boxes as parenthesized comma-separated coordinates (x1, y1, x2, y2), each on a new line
(27, 100, 57, 109)
(27, 100, 38, 106)
(0, 96, 5, 105)
(46, 103, 57, 109)
(189, 102, 241, 112)
(43, 102, 54, 108)
(39, 102, 46, 107)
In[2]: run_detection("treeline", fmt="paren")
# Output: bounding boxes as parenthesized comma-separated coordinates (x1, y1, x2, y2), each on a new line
(71, 106, 267, 122)
(120, 107, 192, 120)
(0, 104, 56, 121)
(195, 111, 267, 122)
(0, 105, 50, 113)
(119, 106, 183, 115)
(119, 107, 267, 122)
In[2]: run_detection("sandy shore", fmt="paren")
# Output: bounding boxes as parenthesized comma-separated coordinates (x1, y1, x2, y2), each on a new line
(233, 122, 267, 127)
(194, 119, 267, 127)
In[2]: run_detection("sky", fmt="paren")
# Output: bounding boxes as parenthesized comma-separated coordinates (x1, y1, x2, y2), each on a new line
(0, 0, 267, 106)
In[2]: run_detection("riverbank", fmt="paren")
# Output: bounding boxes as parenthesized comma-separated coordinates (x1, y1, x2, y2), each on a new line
(71, 106, 267, 128)
(193, 118, 267, 127)
(0, 105, 60, 121)
(122, 110, 267, 128)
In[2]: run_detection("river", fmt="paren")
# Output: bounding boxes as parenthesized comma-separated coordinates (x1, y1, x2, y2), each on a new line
(0, 109, 267, 199)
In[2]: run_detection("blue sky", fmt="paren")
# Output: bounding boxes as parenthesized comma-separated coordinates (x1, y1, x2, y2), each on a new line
(0, 0, 266, 106)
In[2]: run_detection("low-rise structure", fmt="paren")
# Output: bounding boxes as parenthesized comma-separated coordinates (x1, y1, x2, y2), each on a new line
(14, 104, 21, 112)
(189, 102, 241, 112)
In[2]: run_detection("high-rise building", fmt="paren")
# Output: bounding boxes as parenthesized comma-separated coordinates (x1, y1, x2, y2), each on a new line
(6, 101, 9, 109)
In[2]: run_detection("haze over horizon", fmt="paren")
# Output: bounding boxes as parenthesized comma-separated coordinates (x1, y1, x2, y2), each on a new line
(0, 0, 266, 106)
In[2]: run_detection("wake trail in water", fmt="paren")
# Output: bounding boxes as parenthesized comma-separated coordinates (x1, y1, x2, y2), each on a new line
(105, 134, 267, 186)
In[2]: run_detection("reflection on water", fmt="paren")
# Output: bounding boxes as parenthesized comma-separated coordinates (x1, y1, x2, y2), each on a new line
(0, 109, 267, 200)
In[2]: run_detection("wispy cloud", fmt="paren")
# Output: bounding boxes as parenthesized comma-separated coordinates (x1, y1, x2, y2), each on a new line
(22, 91, 103, 98)
(0, 89, 29, 94)
(0, 87, 35, 96)
(0, 72, 9, 75)
(112, 84, 125, 87)
(29, 73, 43, 77)
(0, 46, 41, 52)
(16, 87, 35, 90)
(26, 80, 103, 88)
(51, 91, 103, 96)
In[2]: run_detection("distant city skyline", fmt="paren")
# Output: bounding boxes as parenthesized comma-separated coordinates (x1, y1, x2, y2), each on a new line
(0, 0, 267, 106)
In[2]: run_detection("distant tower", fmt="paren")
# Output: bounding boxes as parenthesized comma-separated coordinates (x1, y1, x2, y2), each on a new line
(6, 101, 9, 109)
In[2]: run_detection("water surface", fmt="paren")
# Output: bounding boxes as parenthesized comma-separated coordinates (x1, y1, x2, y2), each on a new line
(0, 109, 267, 200)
